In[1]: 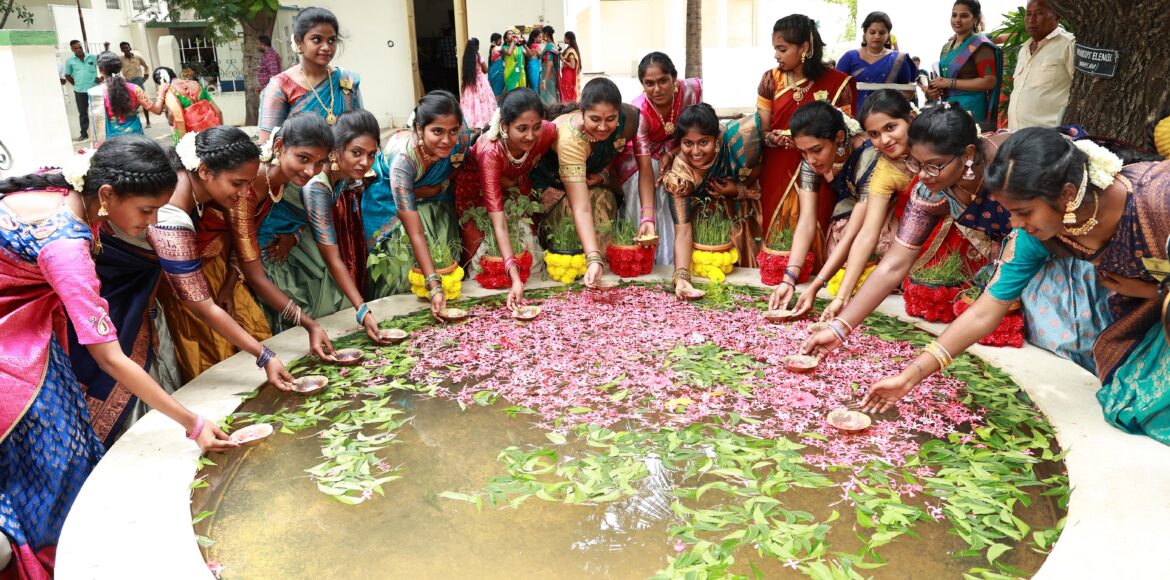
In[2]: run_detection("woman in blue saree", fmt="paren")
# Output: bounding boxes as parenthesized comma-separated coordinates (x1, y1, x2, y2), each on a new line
(861, 128, 1170, 445)
(258, 7, 362, 143)
(364, 91, 473, 307)
(835, 11, 917, 114)
(488, 33, 506, 96)
(925, 0, 1002, 128)
(538, 26, 561, 106)
(525, 30, 543, 91)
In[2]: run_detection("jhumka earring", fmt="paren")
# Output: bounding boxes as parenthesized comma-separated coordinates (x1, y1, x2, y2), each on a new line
(329, 154, 339, 172)
(800, 52, 809, 63)
(836, 142, 846, 158)
(961, 159, 975, 181)
(97, 200, 109, 217)
(1064, 169, 1089, 225)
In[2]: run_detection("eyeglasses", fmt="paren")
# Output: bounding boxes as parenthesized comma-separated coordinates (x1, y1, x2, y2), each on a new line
(905, 155, 958, 177)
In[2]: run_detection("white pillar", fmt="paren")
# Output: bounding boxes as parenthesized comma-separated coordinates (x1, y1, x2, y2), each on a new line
(0, 30, 74, 175)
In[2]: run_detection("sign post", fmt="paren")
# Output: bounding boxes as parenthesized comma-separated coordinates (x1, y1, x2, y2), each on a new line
(1074, 44, 1120, 79)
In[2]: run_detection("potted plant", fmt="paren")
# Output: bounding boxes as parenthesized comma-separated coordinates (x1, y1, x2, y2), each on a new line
(903, 253, 968, 323)
(691, 207, 738, 283)
(952, 275, 1025, 348)
(459, 197, 540, 289)
(407, 233, 465, 300)
(544, 212, 587, 284)
(603, 218, 654, 278)
(755, 227, 813, 286)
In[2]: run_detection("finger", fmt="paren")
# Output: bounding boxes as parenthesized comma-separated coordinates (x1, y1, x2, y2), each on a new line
(279, 369, 295, 382)
(879, 398, 894, 414)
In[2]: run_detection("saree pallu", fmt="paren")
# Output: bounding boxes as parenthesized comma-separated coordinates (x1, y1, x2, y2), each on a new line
(538, 43, 561, 105)
(526, 44, 542, 90)
(503, 45, 525, 90)
(940, 34, 1003, 129)
(258, 185, 346, 332)
(756, 68, 855, 269)
(836, 50, 916, 114)
(488, 48, 506, 95)
(67, 231, 160, 446)
(169, 80, 221, 143)
(304, 175, 368, 297)
(560, 48, 580, 102)
(259, 68, 362, 133)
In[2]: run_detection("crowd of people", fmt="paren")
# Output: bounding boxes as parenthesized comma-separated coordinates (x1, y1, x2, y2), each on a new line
(6, 1, 1170, 576)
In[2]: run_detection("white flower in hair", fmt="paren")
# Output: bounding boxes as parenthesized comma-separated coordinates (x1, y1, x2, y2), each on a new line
(259, 126, 281, 163)
(176, 132, 201, 171)
(1074, 139, 1123, 190)
(61, 149, 95, 193)
(841, 112, 863, 137)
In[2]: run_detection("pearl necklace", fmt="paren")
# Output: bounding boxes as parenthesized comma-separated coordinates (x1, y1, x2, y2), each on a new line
(503, 138, 530, 166)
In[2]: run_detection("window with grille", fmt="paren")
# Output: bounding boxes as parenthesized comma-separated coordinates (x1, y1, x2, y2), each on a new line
(105, 0, 120, 9)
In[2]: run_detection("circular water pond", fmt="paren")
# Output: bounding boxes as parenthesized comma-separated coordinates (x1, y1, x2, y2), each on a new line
(193, 283, 1067, 578)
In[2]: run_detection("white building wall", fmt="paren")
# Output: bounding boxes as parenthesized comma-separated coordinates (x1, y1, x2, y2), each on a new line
(465, 0, 564, 43)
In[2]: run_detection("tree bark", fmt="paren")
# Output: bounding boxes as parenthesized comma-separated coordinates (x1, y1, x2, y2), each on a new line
(241, 11, 276, 127)
(685, 0, 702, 78)
(1049, 0, 1169, 146)
(1, 0, 14, 29)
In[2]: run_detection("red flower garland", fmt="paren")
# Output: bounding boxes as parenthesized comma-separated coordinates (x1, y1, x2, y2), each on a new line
(476, 252, 533, 289)
(756, 250, 814, 286)
(606, 244, 655, 278)
(953, 299, 1026, 348)
(902, 278, 966, 323)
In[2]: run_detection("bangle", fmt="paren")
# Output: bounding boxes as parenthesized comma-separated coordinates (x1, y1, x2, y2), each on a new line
(503, 256, 519, 274)
(831, 317, 854, 335)
(586, 255, 605, 267)
(428, 285, 445, 300)
(672, 267, 692, 283)
(639, 216, 654, 226)
(911, 360, 928, 382)
(355, 304, 370, 325)
(814, 273, 827, 286)
(256, 346, 275, 368)
(186, 416, 206, 441)
(827, 320, 848, 343)
(424, 273, 443, 290)
(779, 280, 796, 290)
(950, 77, 957, 89)
(640, 206, 655, 217)
(925, 341, 954, 368)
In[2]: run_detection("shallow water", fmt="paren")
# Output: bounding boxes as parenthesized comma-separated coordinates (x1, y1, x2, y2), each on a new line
(198, 392, 1056, 579)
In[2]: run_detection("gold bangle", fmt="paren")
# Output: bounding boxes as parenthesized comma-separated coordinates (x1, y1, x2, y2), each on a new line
(831, 317, 854, 334)
(931, 341, 954, 366)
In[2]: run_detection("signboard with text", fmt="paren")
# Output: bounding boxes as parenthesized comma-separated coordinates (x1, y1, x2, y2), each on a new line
(1074, 44, 1120, 78)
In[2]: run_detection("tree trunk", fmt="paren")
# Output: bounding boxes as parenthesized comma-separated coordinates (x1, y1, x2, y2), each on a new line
(685, 0, 701, 78)
(241, 11, 276, 127)
(1, 0, 15, 29)
(1049, 0, 1168, 145)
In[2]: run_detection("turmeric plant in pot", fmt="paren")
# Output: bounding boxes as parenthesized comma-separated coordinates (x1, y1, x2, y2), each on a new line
(544, 212, 586, 284)
(459, 197, 540, 289)
(903, 253, 968, 323)
(692, 208, 738, 283)
(755, 227, 813, 286)
(603, 218, 654, 278)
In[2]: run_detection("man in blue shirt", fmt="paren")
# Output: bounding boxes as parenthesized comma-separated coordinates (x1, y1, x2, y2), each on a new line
(63, 40, 98, 141)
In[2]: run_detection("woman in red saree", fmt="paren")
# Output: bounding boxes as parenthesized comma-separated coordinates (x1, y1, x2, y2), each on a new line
(757, 14, 856, 278)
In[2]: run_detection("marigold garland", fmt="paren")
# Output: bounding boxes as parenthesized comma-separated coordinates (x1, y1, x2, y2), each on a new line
(953, 299, 1026, 347)
(826, 263, 877, 297)
(408, 266, 465, 300)
(692, 248, 739, 283)
(476, 252, 533, 289)
(545, 250, 587, 284)
(606, 244, 655, 278)
(902, 277, 966, 323)
(756, 250, 814, 286)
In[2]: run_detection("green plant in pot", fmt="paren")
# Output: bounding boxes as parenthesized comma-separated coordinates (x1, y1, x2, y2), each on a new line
(909, 253, 969, 288)
(545, 211, 585, 284)
(693, 206, 734, 251)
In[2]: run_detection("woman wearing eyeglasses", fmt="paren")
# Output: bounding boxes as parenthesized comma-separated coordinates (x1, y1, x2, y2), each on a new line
(802, 102, 1111, 371)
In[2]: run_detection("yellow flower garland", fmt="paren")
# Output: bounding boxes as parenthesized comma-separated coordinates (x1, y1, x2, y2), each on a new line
(408, 266, 465, 300)
(692, 248, 738, 283)
(545, 251, 588, 284)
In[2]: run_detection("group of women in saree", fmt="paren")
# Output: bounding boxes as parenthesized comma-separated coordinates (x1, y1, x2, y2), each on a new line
(3, 4, 1167, 576)
(489, 27, 581, 105)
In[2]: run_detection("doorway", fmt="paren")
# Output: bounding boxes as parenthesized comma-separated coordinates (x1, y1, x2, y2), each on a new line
(411, 0, 458, 94)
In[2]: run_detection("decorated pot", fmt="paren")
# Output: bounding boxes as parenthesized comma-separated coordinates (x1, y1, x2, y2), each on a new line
(408, 263, 464, 300)
(756, 246, 815, 286)
(476, 251, 533, 289)
(544, 248, 587, 284)
(902, 276, 966, 323)
(692, 242, 738, 283)
(606, 243, 655, 278)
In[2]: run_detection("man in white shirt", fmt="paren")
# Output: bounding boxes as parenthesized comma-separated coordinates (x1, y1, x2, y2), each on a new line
(1007, 0, 1075, 129)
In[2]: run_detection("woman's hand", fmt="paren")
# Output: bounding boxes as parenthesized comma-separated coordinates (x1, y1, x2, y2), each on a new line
(264, 358, 295, 391)
(710, 178, 739, 198)
(506, 278, 526, 311)
(819, 297, 846, 322)
(214, 284, 236, 317)
(305, 321, 335, 360)
(637, 219, 656, 239)
(361, 312, 386, 344)
(674, 277, 695, 299)
(929, 77, 951, 92)
(792, 287, 818, 318)
(429, 291, 447, 320)
(860, 371, 919, 414)
(1098, 271, 1159, 299)
(802, 326, 843, 359)
(195, 422, 236, 452)
(585, 173, 604, 188)
(765, 130, 793, 149)
(266, 233, 298, 264)
(768, 283, 794, 310)
(655, 151, 676, 186)
(583, 261, 603, 287)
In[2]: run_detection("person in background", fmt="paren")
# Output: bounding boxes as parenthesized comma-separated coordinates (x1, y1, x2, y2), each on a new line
(488, 33, 506, 96)
(502, 29, 526, 91)
(155, 66, 223, 144)
(538, 25, 561, 105)
(257, 34, 282, 92)
(1006, 0, 1075, 129)
(928, 0, 1003, 128)
(559, 31, 582, 102)
(63, 40, 98, 142)
(525, 29, 543, 92)
(459, 37, 498, 128)
(87, 51, 168, 146)
(835, 12, 917, 113)
(118, 42, 152, 128)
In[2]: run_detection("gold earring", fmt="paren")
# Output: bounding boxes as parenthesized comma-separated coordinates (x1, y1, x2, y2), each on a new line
(801, 52, 809, 63)
(1064, 170, 1089, 224)
(97, 200, 109, 217)
(329, 154, 339, 172)
(271, 150, 281, 166)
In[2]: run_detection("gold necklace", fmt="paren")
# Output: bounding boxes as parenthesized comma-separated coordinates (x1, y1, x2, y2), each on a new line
(865, 47, 885, 57)
(191, 186, 204, 217)
(263, 167, 282, 204)
(648, 84, 677, 135)
(298, 66, 337, 124)
(785, 72, 811, 102)
(1062, 191, 1100, 237)
(577, 113, 604, 143)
